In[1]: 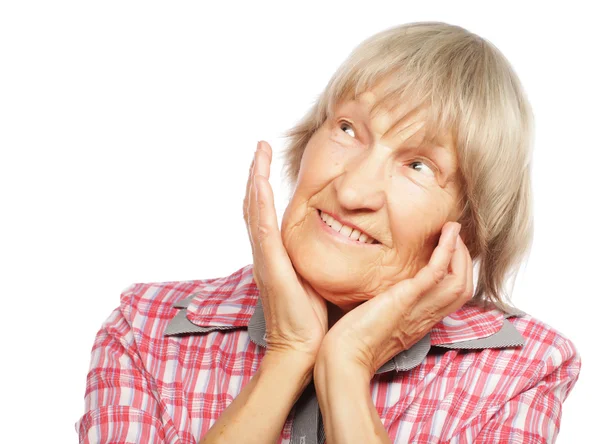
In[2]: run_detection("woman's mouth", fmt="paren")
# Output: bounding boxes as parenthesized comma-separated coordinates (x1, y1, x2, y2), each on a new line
(317, 209, 380, 246)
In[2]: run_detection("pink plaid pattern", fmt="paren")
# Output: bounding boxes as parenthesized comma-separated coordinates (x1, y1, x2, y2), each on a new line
(76, 264, 580, 443)
(429, 305, 505, 344)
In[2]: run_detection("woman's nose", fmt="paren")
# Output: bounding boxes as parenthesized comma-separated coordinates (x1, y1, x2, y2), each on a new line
(333, 146, 386, 212)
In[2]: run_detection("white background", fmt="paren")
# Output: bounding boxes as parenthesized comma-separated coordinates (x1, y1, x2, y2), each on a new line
(1, 1, 598, 442)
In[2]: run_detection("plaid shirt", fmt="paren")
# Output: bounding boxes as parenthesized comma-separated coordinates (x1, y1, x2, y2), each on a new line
(76, 264, 580, 443)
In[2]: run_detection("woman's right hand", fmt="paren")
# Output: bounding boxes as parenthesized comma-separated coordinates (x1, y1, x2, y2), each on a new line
(243, 140, 328, 362)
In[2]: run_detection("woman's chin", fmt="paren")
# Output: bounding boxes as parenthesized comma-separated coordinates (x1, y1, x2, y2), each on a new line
(288, 235, 369, 294)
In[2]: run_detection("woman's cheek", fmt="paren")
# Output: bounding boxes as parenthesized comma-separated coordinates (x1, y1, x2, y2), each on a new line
(316, 140, 351, 173)
(328, 138, 365, 169)
(326, 148, 347, 172)
(390, 174, 429, 204)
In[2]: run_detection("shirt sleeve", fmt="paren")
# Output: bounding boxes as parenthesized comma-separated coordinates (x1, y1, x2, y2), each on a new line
(75, 299, 167, 444)
(473, 338, 581, 444)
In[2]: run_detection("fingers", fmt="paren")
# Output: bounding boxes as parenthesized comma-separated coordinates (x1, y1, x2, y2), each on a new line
(439, 234, 473, 316)
(244, 140, 270, 229)
(381, 222, 473, 350)
(244, 143, 259, 252)
(246, 140, 270, 237)
(244, 155, 255, 216)
(253, 143, 296, 281)
(411, 222, 461, 295)
(451, 233, 473, 301)
(255, 140, 272, 180)
(247, 146, 262, 250)
(459, 234, 474, 303)
(449, 231, 468, 296)
(243, 155, 255, 228)
(465, 239, 473, 298)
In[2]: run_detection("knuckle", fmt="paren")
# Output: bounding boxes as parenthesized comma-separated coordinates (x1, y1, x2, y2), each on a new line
(397, 280, 415, 300)
(431, 267, 447, 285)
(388, 289, 407, 311)
(453, 280, 466, 296)
(256, 195, 266, 211)
(257, 223, 270, 242)
(423, 306, 438, 321)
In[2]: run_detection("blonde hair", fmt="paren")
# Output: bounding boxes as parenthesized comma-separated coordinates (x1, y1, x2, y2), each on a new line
(280, 21, 534, 312)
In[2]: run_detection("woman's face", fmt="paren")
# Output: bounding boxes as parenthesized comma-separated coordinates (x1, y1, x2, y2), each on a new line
(280, 85, 463, 313)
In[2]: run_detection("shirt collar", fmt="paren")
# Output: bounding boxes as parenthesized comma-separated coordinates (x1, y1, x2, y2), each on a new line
(164, 264, 526, 373)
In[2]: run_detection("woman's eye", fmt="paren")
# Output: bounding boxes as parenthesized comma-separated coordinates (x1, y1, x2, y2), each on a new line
(409, 160, 436, 177)
(339, 121, 356, 138)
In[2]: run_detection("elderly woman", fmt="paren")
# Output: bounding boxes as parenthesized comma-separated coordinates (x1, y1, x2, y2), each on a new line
(76, 21, 580, 443)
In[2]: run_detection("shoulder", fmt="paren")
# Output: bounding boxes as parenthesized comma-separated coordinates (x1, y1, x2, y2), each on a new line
(117, 263, 256, 332)
(508, 311, 581, 385)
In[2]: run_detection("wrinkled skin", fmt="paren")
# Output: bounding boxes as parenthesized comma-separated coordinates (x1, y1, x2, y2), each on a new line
(280, 84, 463, 327)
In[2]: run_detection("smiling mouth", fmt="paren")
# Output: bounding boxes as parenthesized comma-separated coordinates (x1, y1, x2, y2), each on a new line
(317, 209, 380, 245)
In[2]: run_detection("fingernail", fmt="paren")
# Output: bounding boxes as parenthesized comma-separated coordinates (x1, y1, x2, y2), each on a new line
(455, 223, 462, 246)
(256, 140, 262, 152)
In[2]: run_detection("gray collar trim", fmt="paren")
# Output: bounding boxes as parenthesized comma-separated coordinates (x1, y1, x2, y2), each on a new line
(164, 294, 526, 444)
(165, 294, 525, 367)
(435, 318, 525, 350)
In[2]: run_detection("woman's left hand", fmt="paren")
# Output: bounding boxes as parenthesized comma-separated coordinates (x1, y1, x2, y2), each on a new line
(316, 221, 473, 378)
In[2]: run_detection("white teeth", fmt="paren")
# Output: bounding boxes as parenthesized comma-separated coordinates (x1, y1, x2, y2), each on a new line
(339, 225, 353, 237)
(319, 210, 376, 244)
(349, 229, 361, 241)
(330, 218, 342, 232)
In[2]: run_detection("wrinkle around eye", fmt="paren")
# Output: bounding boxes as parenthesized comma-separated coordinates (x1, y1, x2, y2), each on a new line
(331, 128, 359, 148)
(399, 164, 441, 190)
